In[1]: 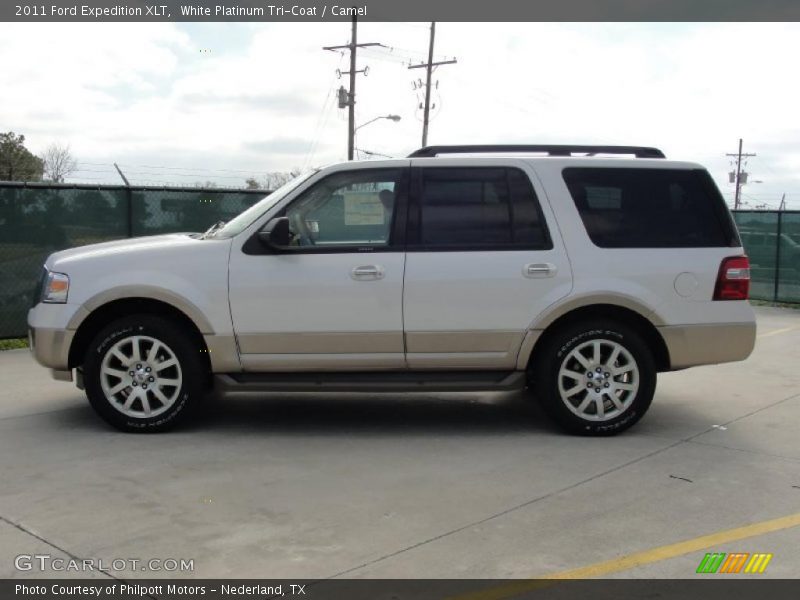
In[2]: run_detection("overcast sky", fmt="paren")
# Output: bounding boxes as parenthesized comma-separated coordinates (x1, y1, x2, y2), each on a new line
(1, 22, 798, 208)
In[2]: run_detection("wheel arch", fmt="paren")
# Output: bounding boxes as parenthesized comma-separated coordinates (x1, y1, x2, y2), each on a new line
(69, 286, 214, 333)
(522, 303, 671, 373)
(68, 297, 211, 375)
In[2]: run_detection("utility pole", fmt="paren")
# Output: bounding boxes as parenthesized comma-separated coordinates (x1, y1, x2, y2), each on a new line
(779, 193, 786, 211)
(726, 138, 756, 210)
(408, 22, 457, 147)
(323, 16, 383, 160)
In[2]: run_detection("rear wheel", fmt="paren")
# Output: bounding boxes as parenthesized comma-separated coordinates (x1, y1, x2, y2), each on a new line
(84, 315, 205, 432)
(529, 320, 656, 435)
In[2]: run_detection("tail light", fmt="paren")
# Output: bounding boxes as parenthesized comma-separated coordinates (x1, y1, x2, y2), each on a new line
(713, 256, 750, 301)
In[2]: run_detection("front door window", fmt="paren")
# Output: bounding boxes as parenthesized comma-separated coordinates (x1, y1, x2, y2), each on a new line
(284, 169, 404, 248)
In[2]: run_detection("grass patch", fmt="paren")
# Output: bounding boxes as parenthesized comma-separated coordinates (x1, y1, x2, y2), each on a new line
(0, 338, 28, 351)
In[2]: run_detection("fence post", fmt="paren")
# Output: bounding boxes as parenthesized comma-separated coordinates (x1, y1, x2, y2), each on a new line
(773, 210, 783, 303)
(126, 187, 133, 238)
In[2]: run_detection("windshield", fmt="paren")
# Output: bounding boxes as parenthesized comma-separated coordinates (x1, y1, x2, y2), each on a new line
(210, 170, 317, 239)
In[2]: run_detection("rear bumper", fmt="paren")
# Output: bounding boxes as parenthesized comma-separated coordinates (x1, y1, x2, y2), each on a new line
(659, 321, 756, 370)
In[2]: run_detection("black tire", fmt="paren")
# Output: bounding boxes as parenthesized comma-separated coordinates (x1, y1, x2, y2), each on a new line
(529, 320, 656, 436)
(84, 314, 206, 432)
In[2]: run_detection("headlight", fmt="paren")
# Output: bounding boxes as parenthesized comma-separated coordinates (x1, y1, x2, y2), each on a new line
(42, 272, 70, 303)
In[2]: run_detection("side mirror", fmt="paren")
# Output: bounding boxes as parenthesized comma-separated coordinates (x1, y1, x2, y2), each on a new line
(258, 217, 291, 249)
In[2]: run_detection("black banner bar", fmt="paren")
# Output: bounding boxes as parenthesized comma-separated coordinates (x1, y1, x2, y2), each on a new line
(4, 0, 800, 22)
(4, 579, 800, 600)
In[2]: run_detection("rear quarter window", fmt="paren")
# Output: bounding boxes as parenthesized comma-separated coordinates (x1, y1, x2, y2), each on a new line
(562, 167, 740, 248)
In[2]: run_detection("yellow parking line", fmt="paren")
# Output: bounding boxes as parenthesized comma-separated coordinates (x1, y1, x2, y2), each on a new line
(449, 512, 800, 600)
(758, 326, 799, 338)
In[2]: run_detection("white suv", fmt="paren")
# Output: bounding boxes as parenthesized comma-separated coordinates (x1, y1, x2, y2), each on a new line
(28, 145, 756, 435)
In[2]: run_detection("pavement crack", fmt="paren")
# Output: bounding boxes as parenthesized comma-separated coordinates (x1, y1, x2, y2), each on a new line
(325, 438, 685, 579)
(0, 515, 87, 566)
(685, 438, 800, 463)
(0, 514, 155, 594)
(687, 391, 800, 439)
(326, 390, 800, 579)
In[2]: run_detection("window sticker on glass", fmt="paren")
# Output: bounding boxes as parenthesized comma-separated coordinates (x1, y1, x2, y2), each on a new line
(344, 193, 385, 226)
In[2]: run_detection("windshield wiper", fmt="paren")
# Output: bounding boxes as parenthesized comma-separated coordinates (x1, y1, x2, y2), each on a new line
(201, 220, 226, 239)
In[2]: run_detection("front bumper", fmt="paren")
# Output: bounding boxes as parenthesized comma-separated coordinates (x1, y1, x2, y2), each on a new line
(27, 302, 82, 372)
(659, 321, 757, 370)
(28, 325, 75, 373)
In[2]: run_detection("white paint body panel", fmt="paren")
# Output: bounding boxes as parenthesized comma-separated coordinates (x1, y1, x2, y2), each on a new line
(404, 158, 573, 368)
(228, 251, 406, 370)
(39, 234, 234, 335)
(28, 155, 756, 376)
(226, 160, 409, 371)
(527, 159, 755, 328)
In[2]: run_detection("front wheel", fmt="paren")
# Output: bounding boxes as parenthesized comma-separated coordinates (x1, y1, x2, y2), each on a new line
(84, 315, 205, 432)
(529, 320, 656, 435)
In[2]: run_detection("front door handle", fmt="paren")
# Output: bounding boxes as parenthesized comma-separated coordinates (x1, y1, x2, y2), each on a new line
(523, 263, 557, 278)
(351, 265, 385, 281)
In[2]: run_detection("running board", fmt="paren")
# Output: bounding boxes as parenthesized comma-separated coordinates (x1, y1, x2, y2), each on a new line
(214, 370, 526, 393)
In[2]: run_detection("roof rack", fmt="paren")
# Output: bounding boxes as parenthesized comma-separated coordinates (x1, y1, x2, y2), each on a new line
(408, 145, 666, 159)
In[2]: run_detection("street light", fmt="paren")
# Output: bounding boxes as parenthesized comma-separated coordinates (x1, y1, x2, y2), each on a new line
(355, 114, 401, 132)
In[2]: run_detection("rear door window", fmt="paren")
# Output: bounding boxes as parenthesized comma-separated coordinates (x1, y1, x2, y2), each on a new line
(562, 167, 740, 248)
(411, 167, 552, 250)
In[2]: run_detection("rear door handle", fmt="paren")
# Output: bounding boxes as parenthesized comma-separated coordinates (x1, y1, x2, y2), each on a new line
(523, 263, 557, 278)
(351, 265, 385, 281)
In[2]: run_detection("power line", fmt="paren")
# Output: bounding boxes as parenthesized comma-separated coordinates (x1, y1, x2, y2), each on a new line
(131, 164, 263, 174)
(358, 44, 451, 67)
(304, 51, 346, 169)
(303, 87, 336, 169)
(355, 148, 394, 159)
(72, 162, 299, 189)
(85, 169, 265, 180)
(77, 161, 276, 175)
(71, 167, 117, 174)
(740, 192, 775, 209)
(752, 154, 781, 179)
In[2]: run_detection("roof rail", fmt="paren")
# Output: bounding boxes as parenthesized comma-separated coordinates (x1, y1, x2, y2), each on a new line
(408, 145, 666, 159)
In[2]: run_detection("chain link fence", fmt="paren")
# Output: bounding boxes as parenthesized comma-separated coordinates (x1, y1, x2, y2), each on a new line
(0, 182, 268, 338)
(1, 183, 798, 339)
(733, 210, 800, 305)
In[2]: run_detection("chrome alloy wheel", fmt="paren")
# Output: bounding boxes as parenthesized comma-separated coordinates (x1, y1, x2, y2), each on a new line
(557, 339, 639, 422)
(99, 335, 183, 419)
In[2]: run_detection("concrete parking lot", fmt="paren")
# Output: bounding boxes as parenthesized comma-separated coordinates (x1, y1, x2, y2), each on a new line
(1, 306, 799, 581)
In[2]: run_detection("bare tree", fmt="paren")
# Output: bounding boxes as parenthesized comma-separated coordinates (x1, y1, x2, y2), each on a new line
(264, 171, 299, 189)
(42, 143, 77, 183)
(244, 170, 302, 190)
(192, 180, 218, 189)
